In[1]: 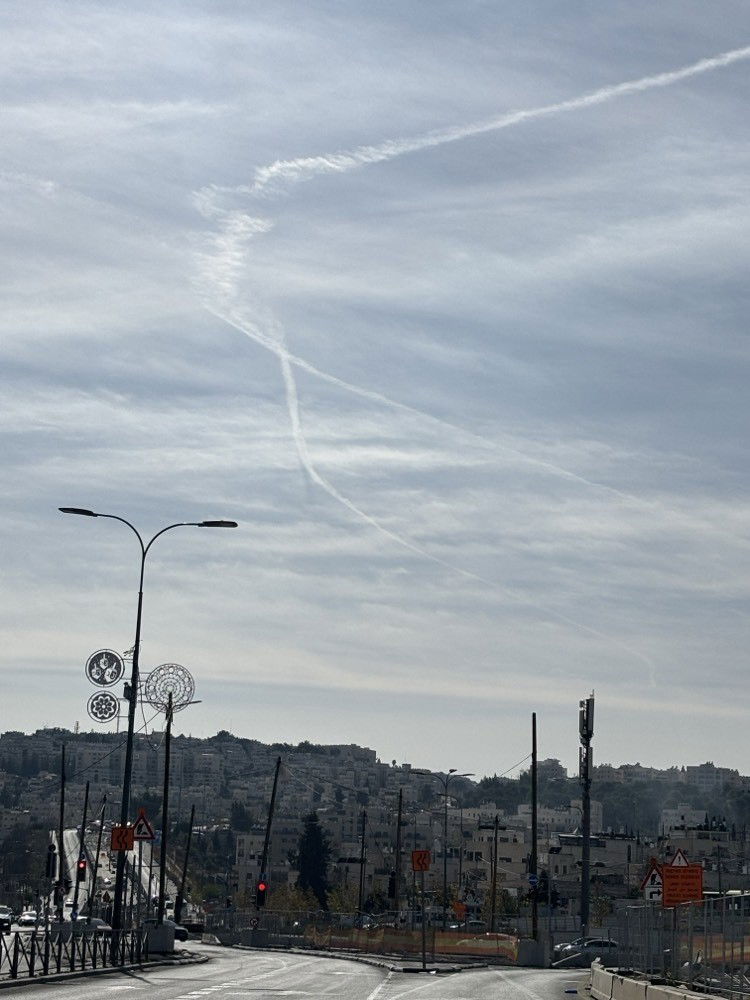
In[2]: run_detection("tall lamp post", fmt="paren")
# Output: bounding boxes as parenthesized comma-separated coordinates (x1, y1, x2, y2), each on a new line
(59, 507, 237, 934)
(418, 768, 474, 929)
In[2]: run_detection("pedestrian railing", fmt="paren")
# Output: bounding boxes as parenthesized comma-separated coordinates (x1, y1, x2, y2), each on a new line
(0, 928, 148, 981)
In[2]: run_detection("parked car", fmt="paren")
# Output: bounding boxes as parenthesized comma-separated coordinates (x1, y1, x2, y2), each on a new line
(74, 916, 112, 934)
(554, 936, 591, 959)
(17, 910, 37, 927)
(466, 919, 488, 932)
(143, 917, 189, 941)
(0, 906, 13, 932)
(554, 938, 618, 966)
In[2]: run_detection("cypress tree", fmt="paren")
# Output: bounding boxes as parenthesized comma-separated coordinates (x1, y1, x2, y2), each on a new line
(297, 811, 331, 910)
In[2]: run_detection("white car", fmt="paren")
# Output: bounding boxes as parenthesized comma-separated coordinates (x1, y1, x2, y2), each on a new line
(17, 910, 37, 927)
(74, 916, 112, 934)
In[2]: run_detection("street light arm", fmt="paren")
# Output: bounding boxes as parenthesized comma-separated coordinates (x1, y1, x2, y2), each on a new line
(97, 514, 147, 559)
(142, 521, 199, 559)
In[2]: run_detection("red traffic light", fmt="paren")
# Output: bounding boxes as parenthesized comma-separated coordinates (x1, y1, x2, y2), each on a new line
(76, 858, 87, 881)
(257, 881, 267, 892)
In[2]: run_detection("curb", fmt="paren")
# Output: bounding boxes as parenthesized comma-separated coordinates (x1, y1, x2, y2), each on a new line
(0, 950, 209, 989)
(231, 943, 485, 975)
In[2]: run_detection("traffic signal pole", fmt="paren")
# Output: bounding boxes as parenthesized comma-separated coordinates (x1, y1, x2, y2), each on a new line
(71, 780, 90, 918)
(257, 757, 281, 911)
(56, 746, 66, 921)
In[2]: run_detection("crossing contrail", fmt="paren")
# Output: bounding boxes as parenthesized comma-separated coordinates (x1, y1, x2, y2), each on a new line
(243, 43, 750, 194)
(185, 39, 750, 685)
(260, 305, 660, 683)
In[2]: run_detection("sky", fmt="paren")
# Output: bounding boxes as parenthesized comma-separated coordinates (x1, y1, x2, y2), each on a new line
(2, 1, 749, 782)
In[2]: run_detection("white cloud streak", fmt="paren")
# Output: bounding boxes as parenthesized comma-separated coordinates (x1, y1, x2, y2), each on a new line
(245, 44, 750, 194)
(187, 42, 750, 685)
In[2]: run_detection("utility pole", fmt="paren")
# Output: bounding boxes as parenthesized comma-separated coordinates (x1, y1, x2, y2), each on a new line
(56, 745, 66, 922)
(87, 796, 107, 921)
(394, 788, 403, 917)
(175, 804, 195, 924)
(490, 814, 499, 932)
(358, 808, 367, 914)
(257, 757, 281, 910)
(531, 712, 538, 942)
(157, 692, 173, 926)
(579, 692, 595, 936)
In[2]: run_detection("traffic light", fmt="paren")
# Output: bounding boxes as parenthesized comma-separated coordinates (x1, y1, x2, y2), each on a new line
(76, 858, 87, 882)
(256, 880, 267, 907)
(387, 870, 396, 899)
(45, 844, 57, 879)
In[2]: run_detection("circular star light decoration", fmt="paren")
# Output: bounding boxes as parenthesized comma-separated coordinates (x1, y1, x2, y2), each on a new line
(144, 663, 195, 714)
(87, 691, 120, 723)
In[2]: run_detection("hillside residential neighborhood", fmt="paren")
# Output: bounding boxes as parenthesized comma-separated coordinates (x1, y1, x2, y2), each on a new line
(2, 728, 749, 922)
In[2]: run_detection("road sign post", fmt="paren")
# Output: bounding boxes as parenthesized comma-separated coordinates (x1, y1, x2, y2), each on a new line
(411, 850, 431, 971)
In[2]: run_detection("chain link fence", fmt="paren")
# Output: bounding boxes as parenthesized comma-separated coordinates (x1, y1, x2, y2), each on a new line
(614, 897, 750, 997)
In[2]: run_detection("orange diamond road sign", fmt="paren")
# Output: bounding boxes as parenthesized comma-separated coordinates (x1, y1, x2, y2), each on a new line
(110, 825, 135, 852)
(411, 850, 431, 872)
(662, 864, 703, 907)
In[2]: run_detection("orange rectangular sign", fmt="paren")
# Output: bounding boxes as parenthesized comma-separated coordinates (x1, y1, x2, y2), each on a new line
(411, 849, 431, 872)
(662, 864, 703, 907)
(110, 825, 135, 852)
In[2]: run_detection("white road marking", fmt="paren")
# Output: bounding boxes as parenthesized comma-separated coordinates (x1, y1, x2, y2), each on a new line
(365, 970, 395, 1000)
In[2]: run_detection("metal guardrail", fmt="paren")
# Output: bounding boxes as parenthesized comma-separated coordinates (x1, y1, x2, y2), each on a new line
(0, 928, 148, 981)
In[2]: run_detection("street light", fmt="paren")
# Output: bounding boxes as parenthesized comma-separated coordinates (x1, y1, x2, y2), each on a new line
(417, 768, 474, 929)
(59, 506, 237, 935)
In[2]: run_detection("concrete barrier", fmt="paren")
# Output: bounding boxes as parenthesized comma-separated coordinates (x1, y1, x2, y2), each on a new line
(591, 966, 708, 1000)
(591, 963, 614, 1000)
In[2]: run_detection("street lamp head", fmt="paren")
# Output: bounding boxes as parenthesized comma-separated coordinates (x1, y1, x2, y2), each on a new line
(59, 507, 98, 517)
(199, 520, 238, 528)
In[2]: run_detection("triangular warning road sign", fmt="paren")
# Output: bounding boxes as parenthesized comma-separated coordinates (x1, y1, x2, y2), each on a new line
(640, 859, 662, 891)
(132, 807, 155, 841)
(670, 848, 689, 867)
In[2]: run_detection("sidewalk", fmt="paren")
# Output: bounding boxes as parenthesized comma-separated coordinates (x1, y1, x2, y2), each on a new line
(0, 948, 208, 990)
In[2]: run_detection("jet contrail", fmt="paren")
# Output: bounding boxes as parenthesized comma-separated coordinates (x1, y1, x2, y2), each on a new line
(193, 207, 643, 503)
(246, 44, 750, 194)
(205, 303, 645, 504)
(269, 302, 659, 683)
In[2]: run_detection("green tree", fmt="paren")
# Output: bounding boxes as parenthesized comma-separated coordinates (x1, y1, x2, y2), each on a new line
(230, 800, 254, 832)
(297, 811, 331, 910)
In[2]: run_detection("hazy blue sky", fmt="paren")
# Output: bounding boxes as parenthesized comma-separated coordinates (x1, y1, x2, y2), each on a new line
(2, 2, 749, 779)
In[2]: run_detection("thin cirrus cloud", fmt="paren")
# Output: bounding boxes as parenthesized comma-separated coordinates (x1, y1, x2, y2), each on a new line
(2, 4, 749, 772)
(188, 40, 750, 691)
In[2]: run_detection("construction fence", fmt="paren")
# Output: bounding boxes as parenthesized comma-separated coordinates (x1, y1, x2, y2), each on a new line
(613, 897, 750, 997)
(205, 908, 528, 962)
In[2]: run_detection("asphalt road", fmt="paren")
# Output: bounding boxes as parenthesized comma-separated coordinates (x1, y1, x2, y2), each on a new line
(6, 945, 590, 1000)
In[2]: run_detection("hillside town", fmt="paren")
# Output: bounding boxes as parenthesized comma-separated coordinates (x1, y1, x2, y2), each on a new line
(2, 727, 749, 924)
